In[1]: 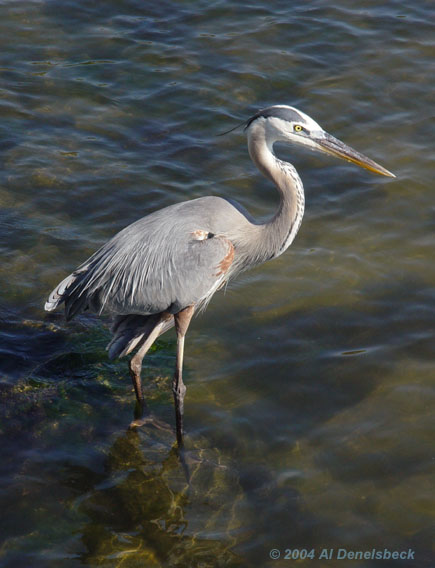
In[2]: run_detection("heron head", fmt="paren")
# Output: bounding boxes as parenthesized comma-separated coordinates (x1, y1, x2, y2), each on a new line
(246, 105, 395, 178)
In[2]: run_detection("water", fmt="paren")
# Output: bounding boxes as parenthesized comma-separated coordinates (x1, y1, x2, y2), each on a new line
(0, 1, 433, 566)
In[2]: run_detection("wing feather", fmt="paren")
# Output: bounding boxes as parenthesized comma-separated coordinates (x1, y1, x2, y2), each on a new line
(45, 198, 236, 318)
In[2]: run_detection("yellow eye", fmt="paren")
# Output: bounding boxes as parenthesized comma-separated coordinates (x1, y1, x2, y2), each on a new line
(294, 125, 303, 132)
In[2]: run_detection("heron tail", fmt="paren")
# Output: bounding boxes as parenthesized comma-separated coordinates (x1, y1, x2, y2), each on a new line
(45, 272, 78, 311)
(44, 267, 92, 320)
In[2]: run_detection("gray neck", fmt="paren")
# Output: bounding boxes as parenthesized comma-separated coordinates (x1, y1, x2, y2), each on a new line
(246, 124, 305, 263)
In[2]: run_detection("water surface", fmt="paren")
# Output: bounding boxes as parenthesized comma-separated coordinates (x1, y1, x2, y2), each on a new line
(0, 1, 433, 567)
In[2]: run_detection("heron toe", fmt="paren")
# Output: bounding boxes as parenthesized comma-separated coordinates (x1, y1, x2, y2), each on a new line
(128, 413, 174, 431)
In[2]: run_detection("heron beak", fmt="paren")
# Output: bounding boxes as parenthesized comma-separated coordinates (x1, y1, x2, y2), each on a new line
(314, 132, 396, 178)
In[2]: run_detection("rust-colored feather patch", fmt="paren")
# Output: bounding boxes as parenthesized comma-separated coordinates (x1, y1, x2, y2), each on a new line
(216, 239, 234, 276)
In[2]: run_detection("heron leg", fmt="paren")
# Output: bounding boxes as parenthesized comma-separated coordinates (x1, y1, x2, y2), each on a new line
(129, 331, 156, 406)
(129, 316, 173, 415)
(173, 305, 195, 446)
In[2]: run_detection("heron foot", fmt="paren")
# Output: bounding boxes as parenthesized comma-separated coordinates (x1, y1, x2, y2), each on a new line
(129, 412, 173, 432)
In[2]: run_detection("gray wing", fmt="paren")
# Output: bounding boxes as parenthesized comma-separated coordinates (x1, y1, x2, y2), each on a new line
(45, 198, 235, 320)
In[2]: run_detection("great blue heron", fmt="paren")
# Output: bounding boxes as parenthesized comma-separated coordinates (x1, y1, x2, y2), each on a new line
(45, 104, 394, 444)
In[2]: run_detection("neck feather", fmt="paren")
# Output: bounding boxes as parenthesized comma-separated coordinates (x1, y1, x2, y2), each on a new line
(246, 126, 305, 262)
